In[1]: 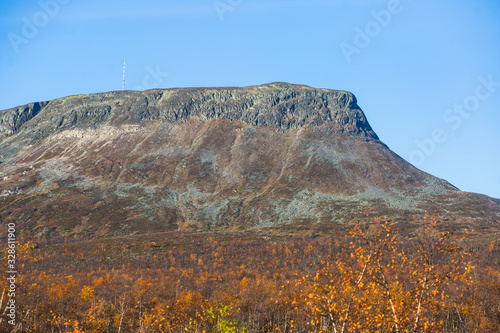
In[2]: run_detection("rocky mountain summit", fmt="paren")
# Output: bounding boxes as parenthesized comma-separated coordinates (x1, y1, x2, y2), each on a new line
(0, 83, 498, 239)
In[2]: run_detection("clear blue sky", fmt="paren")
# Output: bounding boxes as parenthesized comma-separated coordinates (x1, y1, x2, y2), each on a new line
(1, 0, 499, 199)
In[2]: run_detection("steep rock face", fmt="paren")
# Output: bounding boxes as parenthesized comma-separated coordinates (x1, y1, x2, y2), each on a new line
(0, 101, 48, 139)
(0, 83, 498, 239)
(0, 83, 376, 161)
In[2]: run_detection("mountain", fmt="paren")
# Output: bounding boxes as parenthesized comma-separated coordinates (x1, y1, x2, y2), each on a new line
(0, 82, 498, 240)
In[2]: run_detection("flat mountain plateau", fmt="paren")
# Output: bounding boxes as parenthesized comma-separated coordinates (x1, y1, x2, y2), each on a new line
(0, 82, 498, 242)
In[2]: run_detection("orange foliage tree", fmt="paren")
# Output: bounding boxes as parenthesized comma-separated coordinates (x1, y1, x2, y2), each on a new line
(290, 223, 474, 333)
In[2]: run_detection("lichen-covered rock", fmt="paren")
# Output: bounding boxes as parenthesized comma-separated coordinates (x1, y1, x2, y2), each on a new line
(0, 83, 375, 153)
(0, 101, 48, 138)
(0, 83, 498, 239)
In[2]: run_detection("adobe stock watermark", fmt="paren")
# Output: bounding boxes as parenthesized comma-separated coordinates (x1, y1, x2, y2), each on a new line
(7, 0, 71, 54)
(132, 65, 169, 91)
(340, 0, 405, 64)
(408, 75, 499, 166)
(5, 223, 17, 326)
(213, 0, 243, 21)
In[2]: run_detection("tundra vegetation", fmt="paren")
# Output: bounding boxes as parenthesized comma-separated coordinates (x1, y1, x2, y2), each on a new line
(1, 216, 499, 333)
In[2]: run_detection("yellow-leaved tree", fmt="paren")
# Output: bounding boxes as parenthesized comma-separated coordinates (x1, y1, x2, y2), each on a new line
(294, 222, 474, 333)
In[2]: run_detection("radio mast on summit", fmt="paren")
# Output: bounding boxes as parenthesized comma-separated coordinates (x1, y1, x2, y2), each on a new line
(122, 58, 126, 90)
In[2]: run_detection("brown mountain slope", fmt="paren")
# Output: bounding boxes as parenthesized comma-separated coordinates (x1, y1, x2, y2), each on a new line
(0, 83, 498, 239)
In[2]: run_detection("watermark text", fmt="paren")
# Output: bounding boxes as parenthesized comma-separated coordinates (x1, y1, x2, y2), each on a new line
(7, 0, 71, 54)
(5, 223, 17, 326)
(408, 75, 499, 166)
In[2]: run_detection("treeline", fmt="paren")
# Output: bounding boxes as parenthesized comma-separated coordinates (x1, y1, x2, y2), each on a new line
(1, 222, 499, 332)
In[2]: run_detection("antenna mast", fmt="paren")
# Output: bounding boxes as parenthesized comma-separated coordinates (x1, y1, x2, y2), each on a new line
(122, 58, 126, 90)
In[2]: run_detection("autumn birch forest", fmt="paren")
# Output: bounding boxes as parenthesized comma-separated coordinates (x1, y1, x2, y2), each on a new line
(1, 216, 499, 333)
